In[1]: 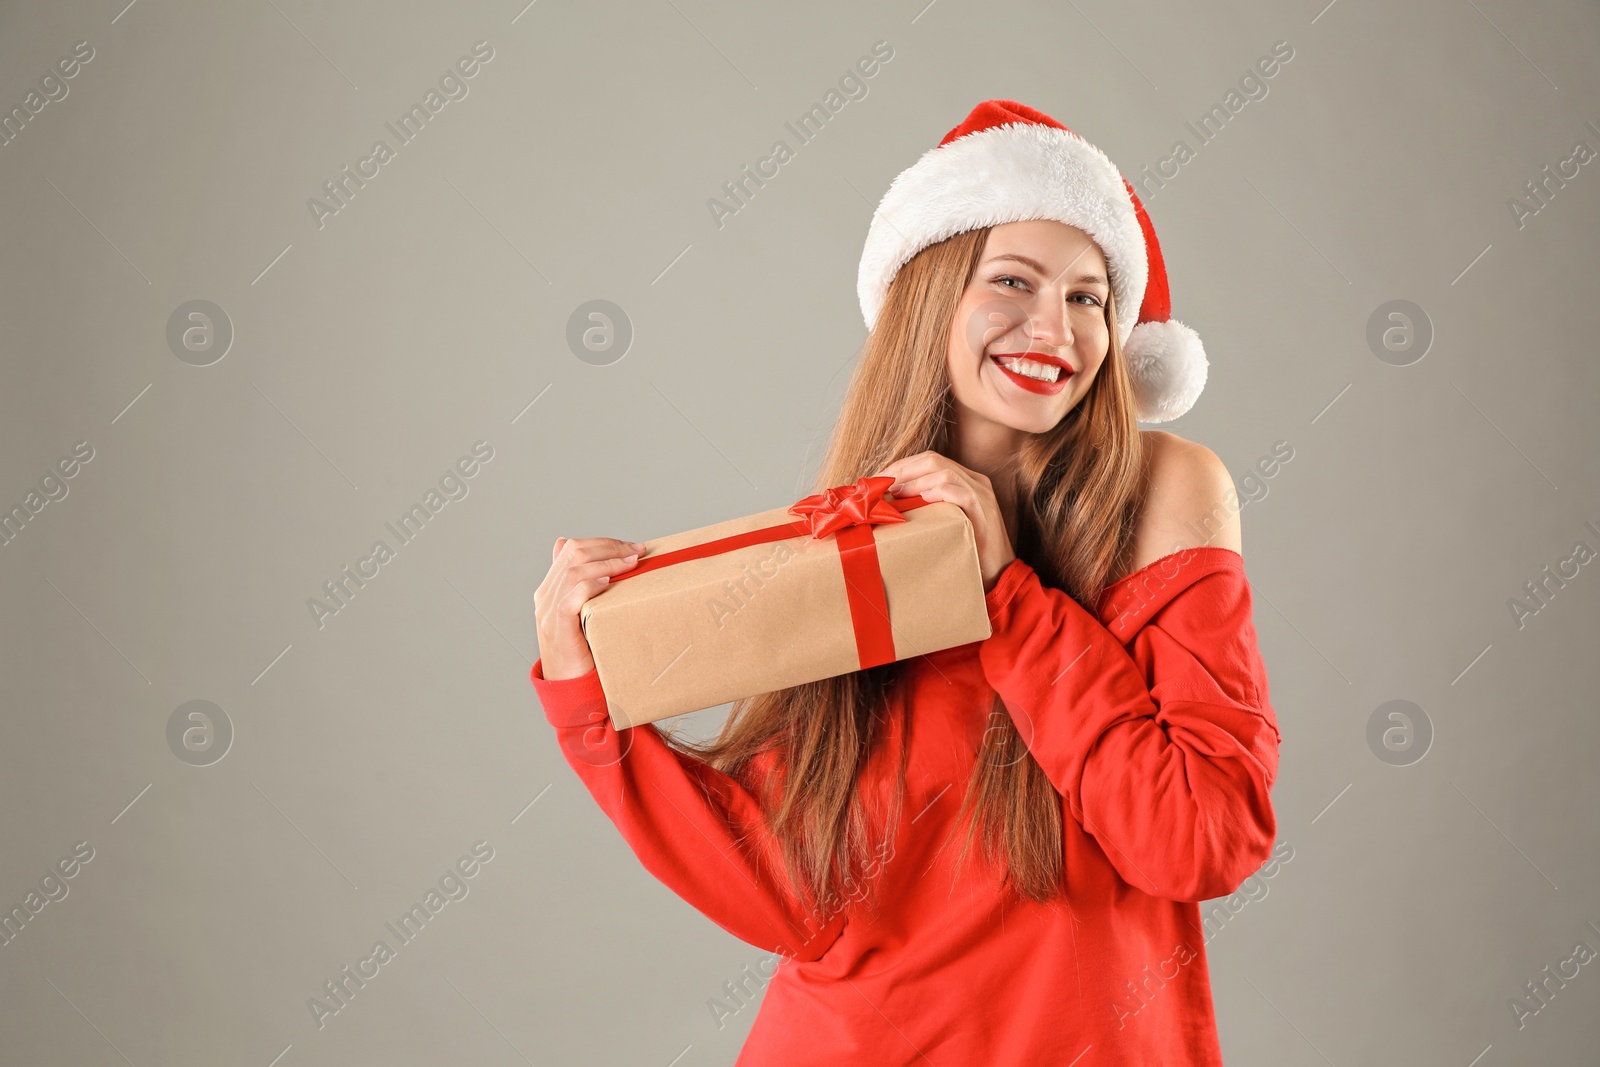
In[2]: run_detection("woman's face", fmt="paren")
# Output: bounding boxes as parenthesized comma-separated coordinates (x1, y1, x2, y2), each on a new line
(945, 220, 1113, 435)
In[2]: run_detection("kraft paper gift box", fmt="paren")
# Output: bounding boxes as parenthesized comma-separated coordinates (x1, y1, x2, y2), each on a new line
(578, 475, 993, 728)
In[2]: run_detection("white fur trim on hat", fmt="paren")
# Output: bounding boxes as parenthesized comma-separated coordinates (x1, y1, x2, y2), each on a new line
(857, 121, 1147, 347)
(1124, 318, 1207, 424)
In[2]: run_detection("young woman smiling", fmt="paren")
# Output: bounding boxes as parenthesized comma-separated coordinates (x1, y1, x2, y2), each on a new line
(532, 100, 1280, 1065)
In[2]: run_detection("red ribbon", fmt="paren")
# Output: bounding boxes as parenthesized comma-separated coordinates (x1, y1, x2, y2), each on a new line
(608, 475, 931, 670)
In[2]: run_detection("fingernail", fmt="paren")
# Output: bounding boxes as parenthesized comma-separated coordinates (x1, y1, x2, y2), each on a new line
(631, 541, 646, 551)
(623, 553, 638, 563)
(598, 575, 610, 585)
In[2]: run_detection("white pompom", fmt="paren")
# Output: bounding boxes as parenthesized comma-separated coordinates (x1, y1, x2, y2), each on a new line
(1123, 319, 1208, 424)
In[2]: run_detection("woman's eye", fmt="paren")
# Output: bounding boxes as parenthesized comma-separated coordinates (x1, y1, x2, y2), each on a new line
(995, 275, 1027, 290)
(1071, 293, 1105, 307)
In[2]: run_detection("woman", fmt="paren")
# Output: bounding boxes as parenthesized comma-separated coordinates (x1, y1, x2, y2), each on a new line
(531, 100, 1281, 1064)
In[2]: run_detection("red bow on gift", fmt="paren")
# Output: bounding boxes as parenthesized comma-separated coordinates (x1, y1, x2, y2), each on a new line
(607, 474, 932, 670)
(787, 475, 908, 538)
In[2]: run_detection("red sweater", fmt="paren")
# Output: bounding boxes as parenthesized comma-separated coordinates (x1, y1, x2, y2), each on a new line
(530, 546, 1281, 1064)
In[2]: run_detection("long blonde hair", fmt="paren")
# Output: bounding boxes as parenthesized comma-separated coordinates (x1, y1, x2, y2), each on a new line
(659, 226, 1148, 920)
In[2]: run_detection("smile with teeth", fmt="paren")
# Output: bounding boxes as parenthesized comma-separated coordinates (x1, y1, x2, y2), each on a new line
(993, 355, 1063, 382)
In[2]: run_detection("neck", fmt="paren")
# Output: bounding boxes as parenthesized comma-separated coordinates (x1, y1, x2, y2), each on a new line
(948, 409, 1024, 534)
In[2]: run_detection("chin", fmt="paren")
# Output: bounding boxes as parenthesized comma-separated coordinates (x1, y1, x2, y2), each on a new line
(993, 406, 1066, 435)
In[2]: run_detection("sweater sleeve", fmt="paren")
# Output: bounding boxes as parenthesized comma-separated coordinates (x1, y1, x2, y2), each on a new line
(530, 658, 848, 961)
(976, 556, 1281, 903)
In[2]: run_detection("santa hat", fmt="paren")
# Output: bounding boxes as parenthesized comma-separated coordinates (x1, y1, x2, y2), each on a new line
(857, 99, 1207, 424)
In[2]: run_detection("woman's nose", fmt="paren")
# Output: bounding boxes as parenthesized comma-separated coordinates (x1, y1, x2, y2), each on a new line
(1024, 294, 1073, 349)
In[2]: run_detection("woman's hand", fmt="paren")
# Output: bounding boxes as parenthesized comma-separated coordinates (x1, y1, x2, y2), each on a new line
(873, 452, 1017, 593)
(535, 536, 647, 680)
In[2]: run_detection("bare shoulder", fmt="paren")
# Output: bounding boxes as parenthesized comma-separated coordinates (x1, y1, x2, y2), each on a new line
(1114, 430, 1242, 581)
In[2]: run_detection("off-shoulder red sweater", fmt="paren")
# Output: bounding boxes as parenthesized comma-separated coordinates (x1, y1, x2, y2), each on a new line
(530, 546, 1281, 1065)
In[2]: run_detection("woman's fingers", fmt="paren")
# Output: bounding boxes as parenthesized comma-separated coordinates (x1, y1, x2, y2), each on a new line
(557, 536, 644, 564)
(871, 453, 1013, 593)
(875, 449, 939, 480)
(536, 536, 646, 679)
(548, 544, 641, 599)
(891, 466, 969, 499)
(907, 482, 979, 514)
(567, 554, 641, 586)
(558, 573, 613, 618)
(877, 451, 984, 492)
(539, 537, 644, 619)
(551, 557, 640, 632)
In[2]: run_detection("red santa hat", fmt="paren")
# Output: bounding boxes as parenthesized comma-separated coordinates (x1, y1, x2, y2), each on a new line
(857, 99, 1207, 424)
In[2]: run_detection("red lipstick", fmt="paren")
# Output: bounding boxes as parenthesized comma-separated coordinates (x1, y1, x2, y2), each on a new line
(988, 351, 1074, 396)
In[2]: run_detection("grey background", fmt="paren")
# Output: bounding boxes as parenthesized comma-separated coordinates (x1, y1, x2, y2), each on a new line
(1, 0, 1597, 1064)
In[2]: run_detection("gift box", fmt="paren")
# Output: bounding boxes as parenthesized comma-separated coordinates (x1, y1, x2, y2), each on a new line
(579, 475, 992, 728)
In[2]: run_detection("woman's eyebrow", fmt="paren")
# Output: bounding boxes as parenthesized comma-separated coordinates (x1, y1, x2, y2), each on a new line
(985, 253, 1109, 287)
